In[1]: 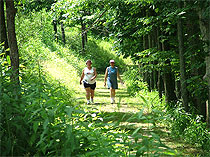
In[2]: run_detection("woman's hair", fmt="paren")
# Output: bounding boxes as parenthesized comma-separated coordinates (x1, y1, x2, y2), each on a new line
(86, 59, 92, 64)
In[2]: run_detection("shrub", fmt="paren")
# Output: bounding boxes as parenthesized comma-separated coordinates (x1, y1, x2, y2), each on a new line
(123, 66, 148, 96)
(165, 105, 210, 152)
(65, 28, 128, 74)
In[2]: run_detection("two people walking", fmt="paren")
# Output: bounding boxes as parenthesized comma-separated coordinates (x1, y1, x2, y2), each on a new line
(80, 59, 123, 104)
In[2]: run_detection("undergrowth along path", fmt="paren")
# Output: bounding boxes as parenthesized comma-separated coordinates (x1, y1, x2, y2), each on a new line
(75, 74, 202, 156)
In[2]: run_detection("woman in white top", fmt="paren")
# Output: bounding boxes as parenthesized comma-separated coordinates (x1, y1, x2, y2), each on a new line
(80, 59, 97, 104)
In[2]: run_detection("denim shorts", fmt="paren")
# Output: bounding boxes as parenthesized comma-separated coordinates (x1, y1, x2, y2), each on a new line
(107, 79, 118, 89)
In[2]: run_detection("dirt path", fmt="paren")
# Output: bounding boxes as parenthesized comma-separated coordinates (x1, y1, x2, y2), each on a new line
(75, 74, 202, 156)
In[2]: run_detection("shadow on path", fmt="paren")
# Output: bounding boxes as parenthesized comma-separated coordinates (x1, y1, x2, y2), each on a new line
(76, 74, 203, 156)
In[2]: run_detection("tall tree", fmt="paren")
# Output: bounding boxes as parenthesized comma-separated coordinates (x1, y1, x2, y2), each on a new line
(177, 1, 189, 111)
(185, 5, 206, 116)
(157, 28, 164, 99)
(0, 0, 9, 54)
(53, 18, 58, 42)
(197, 1, 210, 126)
(80, 16, 87, 53)
(6, 0, 19, 85)
(61, 21, 66, 45)
(162, 41, 177, 104)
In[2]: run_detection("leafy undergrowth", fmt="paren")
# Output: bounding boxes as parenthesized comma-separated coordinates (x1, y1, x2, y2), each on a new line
(1, 10, 132, 156)
(77, 75, 207, 156)
(123, 67, 210, 156)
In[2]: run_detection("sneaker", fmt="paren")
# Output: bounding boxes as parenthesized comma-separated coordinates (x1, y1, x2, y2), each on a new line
(90, 99, 94, 104)
(111, 98, 115, 104)
(87, 100, 90, 104)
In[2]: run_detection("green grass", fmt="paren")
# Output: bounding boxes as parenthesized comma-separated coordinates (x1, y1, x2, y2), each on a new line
(77, 74, 206, 156)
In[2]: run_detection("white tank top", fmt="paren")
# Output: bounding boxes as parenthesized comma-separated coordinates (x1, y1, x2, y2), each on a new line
(83, 67, 96, 84)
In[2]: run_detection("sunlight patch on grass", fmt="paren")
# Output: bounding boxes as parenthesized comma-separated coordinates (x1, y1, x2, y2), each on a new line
(78, 74, 145, 113)
(42, 52, 82, 94)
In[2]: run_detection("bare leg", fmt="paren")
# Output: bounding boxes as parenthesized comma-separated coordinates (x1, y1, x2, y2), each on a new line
(90, 89, 94, 99)
(90, 89, 95, 103)
(85, 87, 91, 103)
(112, 89, 115, 98)
(110, 88, 116, 103)
(110, 88, 115, 98)
(110, 88, 112, 98)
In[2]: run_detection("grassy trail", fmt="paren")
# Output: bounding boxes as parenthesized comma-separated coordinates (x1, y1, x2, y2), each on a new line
(75, 74, 201, 156)
(76, 74, 140, 113)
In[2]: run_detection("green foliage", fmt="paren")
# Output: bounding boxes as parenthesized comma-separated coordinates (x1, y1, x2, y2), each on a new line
(107, 0, 208, 118)
(18, 0, 55, 13)
(64, 26, 127, 73)
(85, 38, 127, 73)
(136, 48, 179, 74)
(0, 46, 77, 155)
(184, 116, 210, 150)
(124, 66, 210, 153)
(2, 10, 128, 155)
(1, 8, 153, 156)
(72, 111, 128, 156)
(51, 0, 108, 30)
(122, 94, 178, 156)
(1, 11, 176, 155)
(0, 59, 175, 156)
(3, 0, 209, 155)
(123, 66, 148, 96)
(168, 105, 192, 136)
(132, 132, 176, 156)
(160, 104, 210, 152)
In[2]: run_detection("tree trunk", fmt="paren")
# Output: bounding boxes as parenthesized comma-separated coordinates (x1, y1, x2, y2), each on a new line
(157, 28, 164, 99)
(162, 41, 177, 104)
(143, 35, 148, 80)
(163, 71, 177, 104)
(0, 0, 9, 55)
(53, 18, 58, 42)
(177, 1, 189, 111)
(175, 80, 181, 99)
(157, 70, 164, 99)
(198, 6, 210, 127)
(84, 27, 87, 43)
(187, 9, 206, 117)
(148, 33, 152, 89)
(143, 35, 147, 50)
(6, 0, 19, 85)
(61, 22, 65, 45)
(80, 17, 87, 53)
(148, 33, 154, 90)
(153, 27, 158, 90)
(153, 62, 158, 90)
(143, 34, 150, 89)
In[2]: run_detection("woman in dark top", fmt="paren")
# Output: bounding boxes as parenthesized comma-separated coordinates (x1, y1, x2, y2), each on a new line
(104, 60, 123, 104)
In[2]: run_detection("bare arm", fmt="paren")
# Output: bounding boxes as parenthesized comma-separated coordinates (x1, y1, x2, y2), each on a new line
(104, 68, 108, 86)
(117, 68, 123, 83)
(80, 69, 85, 85)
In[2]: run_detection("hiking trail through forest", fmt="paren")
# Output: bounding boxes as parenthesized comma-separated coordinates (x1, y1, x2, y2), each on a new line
(75, 74, 201, 156)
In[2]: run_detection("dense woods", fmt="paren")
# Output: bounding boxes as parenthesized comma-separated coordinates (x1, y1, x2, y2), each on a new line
(0, 0, 210, 156)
